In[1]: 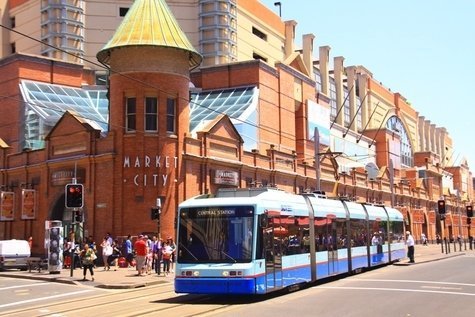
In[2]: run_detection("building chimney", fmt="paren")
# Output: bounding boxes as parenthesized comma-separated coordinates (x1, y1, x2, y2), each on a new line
(333, 56, 345, 126)
(318, 46, 330, 96)
(302, 33, 315, 79)
(284, 20, 297, 59)
(345, 66, 357, 131)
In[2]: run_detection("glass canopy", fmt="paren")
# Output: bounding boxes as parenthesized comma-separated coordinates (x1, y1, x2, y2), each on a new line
(19, 80, 109, 150)
(190, 86, 259, 150)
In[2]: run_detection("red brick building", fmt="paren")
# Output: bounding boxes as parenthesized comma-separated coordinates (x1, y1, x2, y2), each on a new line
(1, 0, 472, 258)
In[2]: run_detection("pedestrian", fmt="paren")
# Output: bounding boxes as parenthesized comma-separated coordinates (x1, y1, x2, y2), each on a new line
(145, 235, 153, 274)
(162, 241, 172, 275)
(80, 243, 96, 281)
(108, 239, 121, 271)
(100, 237, 112, 270)
(153, 237, 162, 276)
(421, 233, 428, 246)
(87, 236, 97, 267)
(73, 243, 82, 269)
(406, 231, 415, 263)
(106, 232, 113, 246)
(166, 236, 176, 273)
(123, 234, 134, 267)
(134, 234, 148, 276)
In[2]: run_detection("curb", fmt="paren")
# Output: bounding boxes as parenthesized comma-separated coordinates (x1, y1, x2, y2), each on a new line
(95, 280, 168, 289)
(393, 252, 465, 266)
(0, 272, 172, 289)
(0, 273, 77, 285)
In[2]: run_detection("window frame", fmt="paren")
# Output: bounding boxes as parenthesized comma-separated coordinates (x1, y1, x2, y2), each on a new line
(125, 97, 136, 133)
(144, 96, 158, 132)
(166, 97, 176, 133)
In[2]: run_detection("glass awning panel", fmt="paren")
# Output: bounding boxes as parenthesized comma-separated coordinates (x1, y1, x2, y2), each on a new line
(190, 86, 258, 131)
(19, 80, 109, 150)
(190, 86, 259, 151)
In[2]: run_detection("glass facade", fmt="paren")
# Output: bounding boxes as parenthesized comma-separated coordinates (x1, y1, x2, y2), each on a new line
(19, 80, 108, 149)
(190, 86, 259, 151)
(386, 116, 413, 167)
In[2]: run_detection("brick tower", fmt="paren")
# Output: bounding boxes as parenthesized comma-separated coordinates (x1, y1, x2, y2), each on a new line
(96, 0, 202, 238)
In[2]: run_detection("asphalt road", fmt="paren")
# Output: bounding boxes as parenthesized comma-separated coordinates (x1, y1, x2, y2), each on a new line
(1, 254, 474, 317)
(213, 254, 475, 317)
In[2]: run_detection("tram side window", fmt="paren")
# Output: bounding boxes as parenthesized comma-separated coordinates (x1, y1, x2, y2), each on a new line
(369, 220, 386, 244)
(350, 219, 367, 247)
(256, 215, 265, 259)
(273, 216, 308, 256)
(335, 218, 348, 249)
(390, 221, 404, 243)
(314, 217, 327, 251)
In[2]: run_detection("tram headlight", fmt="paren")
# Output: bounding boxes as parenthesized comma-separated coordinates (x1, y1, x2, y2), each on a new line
(222, 271, 229, 277)
(193, 271, 200, 277)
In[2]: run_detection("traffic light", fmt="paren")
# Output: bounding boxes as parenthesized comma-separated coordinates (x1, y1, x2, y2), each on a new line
(74, 210, 83, 223)
(467, 205, 473, 218)
(151, 207, 160, 220)
(49, 227, 61, 266)
(437, 200, 446, 214)
(65, 184, 84, 208)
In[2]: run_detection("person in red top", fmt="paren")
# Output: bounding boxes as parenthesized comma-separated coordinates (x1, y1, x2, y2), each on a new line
(134, 235, 148, 276)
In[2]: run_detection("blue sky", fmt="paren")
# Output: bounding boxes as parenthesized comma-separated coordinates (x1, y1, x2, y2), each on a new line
(260, 0, 475, 168)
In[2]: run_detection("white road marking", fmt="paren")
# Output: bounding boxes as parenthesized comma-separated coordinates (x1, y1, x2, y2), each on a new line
(421, 286, 461, 290)
(0, 289, 93, 309)
(0, 282, 48, 291)
(318, 286, 475, 297)
(349, 278, 475, 287)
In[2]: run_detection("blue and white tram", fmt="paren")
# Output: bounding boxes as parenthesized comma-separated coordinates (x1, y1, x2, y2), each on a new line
(174, 188, 405, 295)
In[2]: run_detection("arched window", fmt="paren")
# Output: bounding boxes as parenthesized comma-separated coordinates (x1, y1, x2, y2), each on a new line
(386, 116, 413, 167)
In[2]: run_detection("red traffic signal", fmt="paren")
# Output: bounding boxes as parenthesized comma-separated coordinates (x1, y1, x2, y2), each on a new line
(437, 200, 446, 214)
(65, 184, 84, 208)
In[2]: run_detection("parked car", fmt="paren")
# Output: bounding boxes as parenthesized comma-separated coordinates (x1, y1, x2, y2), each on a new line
(0, 239, 31, 271)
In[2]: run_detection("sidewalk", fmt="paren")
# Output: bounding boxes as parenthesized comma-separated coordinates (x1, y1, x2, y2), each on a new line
(0, 243, 469, 289)
(393, 241, 467, 266)
(0, 264, 175, 289)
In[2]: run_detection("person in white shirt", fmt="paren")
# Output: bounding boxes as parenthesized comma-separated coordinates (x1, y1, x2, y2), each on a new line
(406, 231, 415, 263)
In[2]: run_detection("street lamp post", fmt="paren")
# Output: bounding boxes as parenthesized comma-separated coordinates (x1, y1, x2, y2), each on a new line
(274, 2, 281, 17)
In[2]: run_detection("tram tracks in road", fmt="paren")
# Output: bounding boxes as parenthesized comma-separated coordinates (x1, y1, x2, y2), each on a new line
(0, 284, 176, 317)
(0, 283, 246, 317)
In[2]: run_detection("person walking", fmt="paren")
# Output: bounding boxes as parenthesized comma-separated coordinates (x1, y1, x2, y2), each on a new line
(166, 236, 176, 273)
(162, 241, 172, 276)
(406, 231, 415, 263)
(100, 237, 112, 270)
(108, 239, 121, 271)
(123, 235, 134, 267)
(80, 244, 96, 281)
(134, 235, 148, 276)
(153, 237, 162, 276)
(421, 233, 428, 246)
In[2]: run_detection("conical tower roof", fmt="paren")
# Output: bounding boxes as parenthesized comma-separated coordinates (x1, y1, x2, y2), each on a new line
(96, 0, 201, 69)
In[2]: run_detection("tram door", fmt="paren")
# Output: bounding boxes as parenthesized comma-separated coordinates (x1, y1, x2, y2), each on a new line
(264, 220, 283, 290)
(327, 220, 338, 275)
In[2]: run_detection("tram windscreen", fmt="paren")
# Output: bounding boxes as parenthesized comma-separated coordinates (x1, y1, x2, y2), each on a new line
(177, 206, 254, 263)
